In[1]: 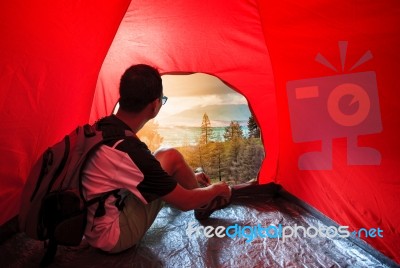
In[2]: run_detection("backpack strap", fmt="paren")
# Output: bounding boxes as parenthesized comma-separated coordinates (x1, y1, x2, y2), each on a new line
(111, 139, 125, 149)
(86, 189, 121, 218)
(40, 239, 58, 267)
(94, 117, 135, 140)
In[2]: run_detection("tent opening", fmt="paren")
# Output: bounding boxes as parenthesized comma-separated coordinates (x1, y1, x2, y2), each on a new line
(113, 73, 265, 186)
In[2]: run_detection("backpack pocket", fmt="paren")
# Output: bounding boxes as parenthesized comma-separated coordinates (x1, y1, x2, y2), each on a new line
(41, 190, 85, 246)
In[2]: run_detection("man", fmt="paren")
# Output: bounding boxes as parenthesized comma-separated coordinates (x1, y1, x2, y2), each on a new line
(82, 64, 232, 253)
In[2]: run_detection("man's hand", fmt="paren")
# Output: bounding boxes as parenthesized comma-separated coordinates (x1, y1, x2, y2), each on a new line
(211, 181, 231, 199)
(195, 172, 211, 186)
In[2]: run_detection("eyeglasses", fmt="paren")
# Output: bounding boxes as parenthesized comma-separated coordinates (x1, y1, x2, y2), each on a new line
(161, 96, 168, 105)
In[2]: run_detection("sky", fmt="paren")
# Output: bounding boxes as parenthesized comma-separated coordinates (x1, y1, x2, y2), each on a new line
(156, 73, 251, 127)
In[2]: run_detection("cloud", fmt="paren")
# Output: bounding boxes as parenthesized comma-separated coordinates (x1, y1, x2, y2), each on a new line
(162, 73, 237, 97)
(157, 104, 251, 127)
(156, 73, 251, 127)
(158, 93, 248, 118)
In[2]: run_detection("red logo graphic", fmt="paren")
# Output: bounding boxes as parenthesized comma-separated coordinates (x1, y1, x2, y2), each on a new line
(286, 41, 382, 170)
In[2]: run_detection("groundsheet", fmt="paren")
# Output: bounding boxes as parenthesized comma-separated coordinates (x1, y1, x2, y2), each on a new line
(0, 193, 392, 268)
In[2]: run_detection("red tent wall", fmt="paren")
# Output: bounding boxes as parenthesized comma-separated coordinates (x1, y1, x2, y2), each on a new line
(0, 0, 130, 226)
(89, 1, 279, 182)
(258, 0, 400, 263)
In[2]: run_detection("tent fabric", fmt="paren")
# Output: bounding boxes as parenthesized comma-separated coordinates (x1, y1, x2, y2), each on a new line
(0, 0, 399, 265)
(257, 0, 400, 263)
(0, 0, 131, 228)
(88, 0, 279, 182)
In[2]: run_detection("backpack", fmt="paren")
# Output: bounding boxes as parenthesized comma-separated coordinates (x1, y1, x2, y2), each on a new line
(18, 122, 132, 266)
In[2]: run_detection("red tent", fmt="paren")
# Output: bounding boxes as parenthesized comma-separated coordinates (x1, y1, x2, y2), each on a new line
(1, 0, 399, 264)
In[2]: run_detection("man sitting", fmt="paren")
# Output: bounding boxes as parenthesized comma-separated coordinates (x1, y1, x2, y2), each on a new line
(82, 64, 231, 253)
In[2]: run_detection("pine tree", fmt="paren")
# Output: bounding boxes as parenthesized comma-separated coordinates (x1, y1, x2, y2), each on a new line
(202, 142, 219, 181)
(236, 138, 264, 182)
(200, 113, 213, 144)
(247, 115, 260, 138)
(216, 142, 224, 181)
(223, 121, 244, 141)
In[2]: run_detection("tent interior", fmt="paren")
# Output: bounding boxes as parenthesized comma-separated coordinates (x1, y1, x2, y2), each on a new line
(0, 1, 399, 267)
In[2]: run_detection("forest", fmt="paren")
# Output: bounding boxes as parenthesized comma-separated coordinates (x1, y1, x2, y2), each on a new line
(138, 113, 264, 185)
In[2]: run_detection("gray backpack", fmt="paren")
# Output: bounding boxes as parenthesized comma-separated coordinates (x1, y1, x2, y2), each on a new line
(19, 123, 131, 266)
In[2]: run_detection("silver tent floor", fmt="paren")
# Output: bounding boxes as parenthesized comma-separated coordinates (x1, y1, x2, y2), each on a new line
(0, 193, 394, 268)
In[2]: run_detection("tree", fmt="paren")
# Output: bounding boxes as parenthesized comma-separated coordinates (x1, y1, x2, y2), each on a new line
(236, 138, 264, 182)
(199, 142, 220, 181)
(177, 145, 200, 171)
(215, 142, 224, 181)
(222, 121, 244, 182)
(200, 113, 214, 144)
(247, 115, 260, 139)
(223, 121, 244, 141)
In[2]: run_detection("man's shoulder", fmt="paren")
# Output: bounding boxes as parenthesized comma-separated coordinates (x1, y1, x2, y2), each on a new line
(97, 115, 129, 130)
(114, 135, 151, 155)
(95, 116, 153, 157)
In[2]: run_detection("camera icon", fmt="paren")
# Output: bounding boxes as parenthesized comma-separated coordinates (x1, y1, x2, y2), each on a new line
(286, 71, 382, 170)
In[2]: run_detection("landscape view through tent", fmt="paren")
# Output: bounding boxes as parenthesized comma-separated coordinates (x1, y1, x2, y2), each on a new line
(114, 73, 264, 185)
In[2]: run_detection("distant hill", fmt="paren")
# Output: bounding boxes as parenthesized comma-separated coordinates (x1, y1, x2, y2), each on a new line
(159, 104, 251, 127)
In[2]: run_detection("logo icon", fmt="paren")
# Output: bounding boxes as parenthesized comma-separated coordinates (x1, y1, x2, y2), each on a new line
(286, 41, 382, 170)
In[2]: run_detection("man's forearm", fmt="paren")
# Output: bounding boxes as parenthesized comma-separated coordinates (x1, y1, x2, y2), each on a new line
(162, 182, 230, 211)
(182, 185, 223, 210)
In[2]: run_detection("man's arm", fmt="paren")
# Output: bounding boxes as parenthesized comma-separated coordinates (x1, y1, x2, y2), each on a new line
(161, 182, 231, 211)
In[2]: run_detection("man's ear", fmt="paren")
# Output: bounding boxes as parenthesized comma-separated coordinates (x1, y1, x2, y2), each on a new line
(149, 98, 160, 115)
(150, 98, 159, 110)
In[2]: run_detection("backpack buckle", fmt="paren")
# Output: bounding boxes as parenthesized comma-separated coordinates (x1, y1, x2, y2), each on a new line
(83, 124, 96, 137)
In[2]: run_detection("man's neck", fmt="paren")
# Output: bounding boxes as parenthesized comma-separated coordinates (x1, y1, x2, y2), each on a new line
(115, 110, 148, 134)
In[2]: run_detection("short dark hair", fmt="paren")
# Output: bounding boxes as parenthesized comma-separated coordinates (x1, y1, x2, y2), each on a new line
(119, 64, 163, 113)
